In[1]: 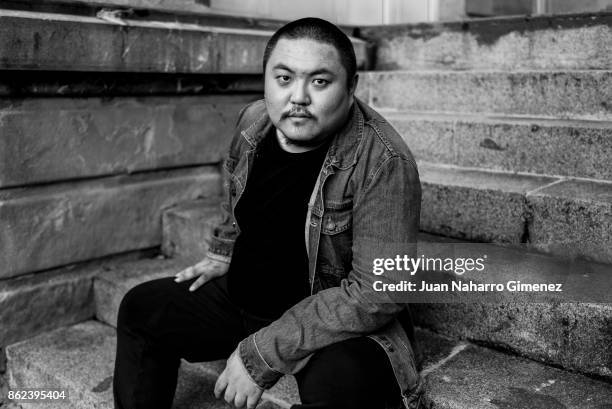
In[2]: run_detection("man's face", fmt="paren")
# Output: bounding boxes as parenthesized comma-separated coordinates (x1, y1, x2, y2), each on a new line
(264, 38, 357, 149)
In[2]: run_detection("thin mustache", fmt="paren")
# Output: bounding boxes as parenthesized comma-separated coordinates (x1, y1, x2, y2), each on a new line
(283, 107, 313, 118)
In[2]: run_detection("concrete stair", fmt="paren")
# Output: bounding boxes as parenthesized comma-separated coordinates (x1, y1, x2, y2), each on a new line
(0, 256, 299, 409)
(357, 12, 611, 405)
(0, 249, 155, 348)
(351, 16, 612, 270)
(4, 321, 280, 409)
(6, 312, 612, 409)
(419, 162, 612, 264)
(0, 167, 222, 279)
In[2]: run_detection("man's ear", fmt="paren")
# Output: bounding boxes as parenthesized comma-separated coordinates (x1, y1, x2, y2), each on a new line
(349, 74, 359, 96)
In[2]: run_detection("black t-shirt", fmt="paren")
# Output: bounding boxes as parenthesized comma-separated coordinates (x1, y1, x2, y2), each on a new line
(227, 129, 330, 318)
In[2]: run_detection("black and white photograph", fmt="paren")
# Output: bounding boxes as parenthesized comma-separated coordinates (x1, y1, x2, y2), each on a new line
(0, 0, 611, 408)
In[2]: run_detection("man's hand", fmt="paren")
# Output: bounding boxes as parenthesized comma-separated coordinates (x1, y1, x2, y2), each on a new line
(174, 257, 229, 291)
(215, 348, 264, 409)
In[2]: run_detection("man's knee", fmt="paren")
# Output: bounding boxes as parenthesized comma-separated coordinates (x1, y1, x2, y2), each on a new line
(117, 278, 174, 331)
(296, 337, 400, 408)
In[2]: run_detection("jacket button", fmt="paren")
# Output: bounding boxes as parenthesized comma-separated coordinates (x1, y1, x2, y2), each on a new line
(310, 220, 318, 227)
(326, 221, 336, 230)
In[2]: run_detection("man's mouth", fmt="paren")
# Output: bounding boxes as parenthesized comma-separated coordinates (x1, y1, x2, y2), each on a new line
(284, 108, 313, 119)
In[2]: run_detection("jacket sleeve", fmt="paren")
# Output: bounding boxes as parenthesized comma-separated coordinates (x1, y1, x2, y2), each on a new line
(206, 104, 251, 263)
(238, 156, 421, 388)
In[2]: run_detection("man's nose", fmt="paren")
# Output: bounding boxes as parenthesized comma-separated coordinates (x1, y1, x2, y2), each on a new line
(289, 81, 310, 105)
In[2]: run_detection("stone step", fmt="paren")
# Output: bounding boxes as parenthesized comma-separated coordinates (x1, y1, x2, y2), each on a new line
(94, 256, 193, 327)
(4, 321, 288, 409)
(161, 199, 223, 262)
(415, 329, 612, 409)
(357, 70, 612, 120)
(359, 13, 612, 71)
(0, 95, 255, 188)
(0, 9, 366, 73)
(419, 162, 612, 264)
(5, 321, 611, 409)
(161, 198, 222, 263)
(159, 199, 612, 377)
(414, 234, 612, 380)
(0, 249, 154, 349)
(0, 167, 221, 279)
(382, 111, 612, 180)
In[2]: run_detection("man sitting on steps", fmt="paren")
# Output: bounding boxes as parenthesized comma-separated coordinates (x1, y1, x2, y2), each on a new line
(113, 17, 422, 409)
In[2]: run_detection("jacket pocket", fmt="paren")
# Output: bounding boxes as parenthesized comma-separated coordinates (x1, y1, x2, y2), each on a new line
(318, 206, 353, 283)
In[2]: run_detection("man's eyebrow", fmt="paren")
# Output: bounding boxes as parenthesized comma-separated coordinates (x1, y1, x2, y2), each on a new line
(272, 64, 335, 76)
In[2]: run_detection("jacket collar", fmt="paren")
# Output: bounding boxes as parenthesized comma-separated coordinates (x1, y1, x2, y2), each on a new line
(240, 97, 365, 170)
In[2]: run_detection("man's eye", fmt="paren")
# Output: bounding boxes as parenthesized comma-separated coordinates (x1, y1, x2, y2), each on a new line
(277, 75, 291, 84)
(313, 79, 329, 87)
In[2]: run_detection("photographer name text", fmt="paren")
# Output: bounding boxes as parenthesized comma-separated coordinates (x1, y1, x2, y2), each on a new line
(373, 280, 563, 292)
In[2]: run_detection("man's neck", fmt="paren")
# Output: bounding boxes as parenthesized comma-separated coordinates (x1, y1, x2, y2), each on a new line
(275, 130, 331, 153)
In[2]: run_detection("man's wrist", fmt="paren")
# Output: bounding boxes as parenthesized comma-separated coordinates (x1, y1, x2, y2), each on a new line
(238, 334, 283, 389)
(206, 250, 231, 264)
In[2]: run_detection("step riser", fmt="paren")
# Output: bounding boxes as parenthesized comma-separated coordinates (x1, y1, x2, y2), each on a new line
(0, 250, 154, 349)
(413, 302, 612, 380)
(390, 116, 612, 180)
(6, 323, 117, 409)
(358, 71, 612, 120)
(361, 15, 612, 71)
(0, 168, 221, 279)
(94, 258, 192, 327)
(0, 268, 94, 348)
(421, 180, 530, 244)
(0, 96, 254, 188)
(161, 200, 222, 262)
(528, 183, 612, 264)
(419, 164, 612, 264)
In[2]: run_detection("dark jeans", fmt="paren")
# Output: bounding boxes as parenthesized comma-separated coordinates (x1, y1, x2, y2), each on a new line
(113, 274, 401, 409)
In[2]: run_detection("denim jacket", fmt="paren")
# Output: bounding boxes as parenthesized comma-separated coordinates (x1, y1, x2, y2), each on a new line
(207, 97, 423, 408)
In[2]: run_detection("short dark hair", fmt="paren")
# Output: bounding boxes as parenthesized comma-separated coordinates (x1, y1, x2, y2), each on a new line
(262, 17, 357, 88)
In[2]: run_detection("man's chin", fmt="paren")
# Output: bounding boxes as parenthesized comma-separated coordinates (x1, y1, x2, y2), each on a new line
(283, 136, 318, 148)
(279, 128, 318, 144)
